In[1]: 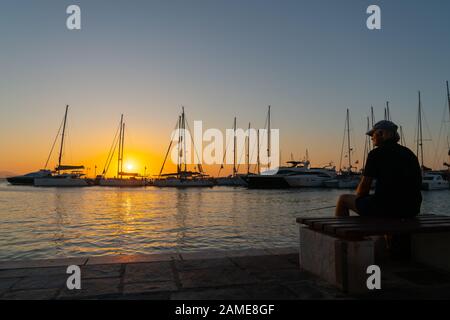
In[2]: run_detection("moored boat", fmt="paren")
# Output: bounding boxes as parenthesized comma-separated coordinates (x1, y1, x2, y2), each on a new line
(421, 172, 449, 190)
(34, 105, 91, 187)
(97, 114, 146, 187)
(154, 107, 214, 188)
(6, 170, 52, 185)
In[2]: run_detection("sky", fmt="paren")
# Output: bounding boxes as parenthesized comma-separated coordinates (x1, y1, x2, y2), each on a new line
(0, 0, 449, 176)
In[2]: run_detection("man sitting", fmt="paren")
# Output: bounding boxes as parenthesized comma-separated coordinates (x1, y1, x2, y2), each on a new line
(335, 120, 422, 218)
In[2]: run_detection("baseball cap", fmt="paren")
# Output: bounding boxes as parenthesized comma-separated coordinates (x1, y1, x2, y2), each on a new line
(366, 120, 398, 136)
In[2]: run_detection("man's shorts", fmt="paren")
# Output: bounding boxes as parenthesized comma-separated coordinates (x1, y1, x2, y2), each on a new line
(355, 195, 380, 217)
(355, 195, 420, 218)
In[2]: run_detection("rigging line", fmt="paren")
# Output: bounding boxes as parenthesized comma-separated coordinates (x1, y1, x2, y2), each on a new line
(432, 99, 448, 168)
(102, 121, 121, 176)
(217, 119, 233, 177)
(44, 116, 65, 169)
(184, 115, 204, 173)
(338, 112, 347, 173)
(422, 105, 438, 167)
(158, 119, 180, 177)
(248, 131, 258, 173)
(236, 140, 246, 173)
(348, 111, 357, 165)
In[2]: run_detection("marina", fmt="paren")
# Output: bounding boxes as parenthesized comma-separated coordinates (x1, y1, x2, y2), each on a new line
(0, 179, 448, 261)
(1, 1, 450, 305)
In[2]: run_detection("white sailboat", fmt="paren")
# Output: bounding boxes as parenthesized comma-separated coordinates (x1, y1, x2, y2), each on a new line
(420, 85, 450, 190)
(154, 107, 214, 187)
(98, 114, 146, 187)
(34, 105, 92, 187)
(215, 117, 248, 186)
(324, 109, 361, 189)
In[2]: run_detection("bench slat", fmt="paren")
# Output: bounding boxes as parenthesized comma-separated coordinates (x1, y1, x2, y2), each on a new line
(335, 223, 450, 237)
(323, 219, 450, 234)
(297, 214, 450, 238)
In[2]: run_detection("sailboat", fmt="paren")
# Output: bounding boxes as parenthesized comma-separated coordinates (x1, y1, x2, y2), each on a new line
(215, 117, 248, 186)
(324, 109, 361, 189)
(34, 105, 92, 187)
(153, 107, 214, 187)
(418, 89, 450, 190)
(98, 114, 146, 187)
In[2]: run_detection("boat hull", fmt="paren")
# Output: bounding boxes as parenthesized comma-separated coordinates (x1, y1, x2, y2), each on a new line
(34, 177, 91, 187)
(153, 179, 214, 187)
(284, 176, 329, 188)
(6, 177, 35, 185)
(421, 182, 449, 191)
(98, 178, 146, 187)
(247, 175, 290, 189)
(215, 176, 247, 186)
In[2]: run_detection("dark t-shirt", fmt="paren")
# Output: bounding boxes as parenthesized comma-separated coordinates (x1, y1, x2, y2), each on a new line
(364, 141, 422, 215)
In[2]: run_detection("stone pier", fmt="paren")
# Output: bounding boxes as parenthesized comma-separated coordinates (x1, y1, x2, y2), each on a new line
(1, 248, 450, 300)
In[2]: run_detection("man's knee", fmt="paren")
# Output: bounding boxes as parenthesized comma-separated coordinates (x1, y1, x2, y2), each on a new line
(338, 194, 353, 205)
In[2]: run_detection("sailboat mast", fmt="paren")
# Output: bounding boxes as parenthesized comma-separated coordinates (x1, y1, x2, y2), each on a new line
(446, 81, 450, 118)
(267, 105, 271, 169)
(117, 114, 123, 178)
(386, 101, 390, 121)
(400, 125, 405, 146)
(233, 117, 237, 176)
(176, 115, 182, 178)
(371, 106, 375, 127)
(182, 107, 187, 173)
(247, 122, 250, 175)
(121, 122, 125, 175)
(58, 105, 69, 173)
(346, 108, 352, 172)
(257, 129, 261, 174)
(417, 91, 424, 169)
(363, 117, 370, 167)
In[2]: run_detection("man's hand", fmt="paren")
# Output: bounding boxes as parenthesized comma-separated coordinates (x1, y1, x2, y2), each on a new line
(356, 176, 373, 197)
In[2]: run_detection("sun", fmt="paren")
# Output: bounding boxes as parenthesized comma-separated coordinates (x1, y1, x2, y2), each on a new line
(126, 163, 134, 171)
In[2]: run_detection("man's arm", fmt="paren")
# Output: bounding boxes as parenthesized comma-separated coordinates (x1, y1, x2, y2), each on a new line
(356, 176, 372, 197)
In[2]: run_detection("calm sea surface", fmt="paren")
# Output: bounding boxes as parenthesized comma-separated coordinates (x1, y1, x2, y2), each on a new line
(0, 179, 448, 261)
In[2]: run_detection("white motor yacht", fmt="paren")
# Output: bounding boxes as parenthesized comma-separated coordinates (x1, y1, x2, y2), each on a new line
(422, 173, 449, 190)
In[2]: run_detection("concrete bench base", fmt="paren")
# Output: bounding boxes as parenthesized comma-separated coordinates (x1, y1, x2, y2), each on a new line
(299, 225, 374, 294)
(412, 232, 450, 272)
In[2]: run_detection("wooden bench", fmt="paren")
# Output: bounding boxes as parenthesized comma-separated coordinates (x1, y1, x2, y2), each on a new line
(296, 214, 450, 294)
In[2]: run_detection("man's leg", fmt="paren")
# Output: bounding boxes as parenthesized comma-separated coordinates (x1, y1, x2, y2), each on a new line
(335, 194, 358, 217)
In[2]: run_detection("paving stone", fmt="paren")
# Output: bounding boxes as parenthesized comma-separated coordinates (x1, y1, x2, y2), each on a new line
(0, 278, 21, 295)
(11, 275, 67, 291)
(264, 247, 298, 255)
(225, 248, 270, 258)
(180, 251, 229, 260)
(245, 267, 315, 282)
(171, 287, 251, 300)
(82, 264, 123, 279)
(57, 277, 121, 299)
(0, 257, 87, 270)
(123, 281, 177, 295)
(175, 257, 235, 271)
(1, 288, 59, 300)
(0, 266, 67, 278)
(179, 266, 258, 289)
(86, 253, 178, 265)
(230, 254, 298, 271)
(124, 261, 174, 283)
